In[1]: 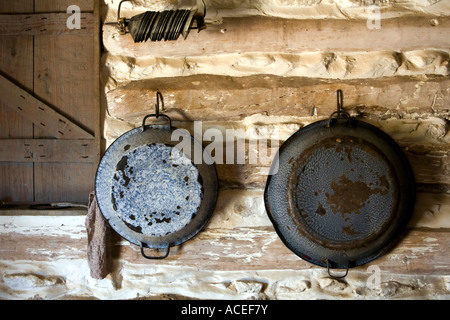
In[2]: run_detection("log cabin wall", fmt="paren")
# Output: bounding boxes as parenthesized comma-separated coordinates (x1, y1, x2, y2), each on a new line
(1, 0, 449, 299)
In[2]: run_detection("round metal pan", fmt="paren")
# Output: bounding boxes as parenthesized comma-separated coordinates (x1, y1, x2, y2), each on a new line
(264, 91, 415, 274)
(95, 101, 218, 259)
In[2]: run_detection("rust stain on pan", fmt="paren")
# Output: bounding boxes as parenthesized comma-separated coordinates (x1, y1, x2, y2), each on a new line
(326, 173, 389, 218)
(286, 136, 399, 250)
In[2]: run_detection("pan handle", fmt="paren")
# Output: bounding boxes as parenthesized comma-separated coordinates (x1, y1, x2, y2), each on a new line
(142, 114, 172, 131)
(140, 242, 170, 259)
(142, 91, 172, 131)
(326, 259, 349, 279)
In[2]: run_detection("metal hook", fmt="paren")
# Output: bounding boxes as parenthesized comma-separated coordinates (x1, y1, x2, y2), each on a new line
(199, 0, 206, 17)
(327, 89, 350, 127)
(336, 89, 344, 114)
(117, 0, 131, 21)
(155, 91, 163, 118)
(117, 0, 131, 34)
(141, 91, 172, 131)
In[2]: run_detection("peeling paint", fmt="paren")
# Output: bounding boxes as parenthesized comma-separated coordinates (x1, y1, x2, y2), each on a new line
(0, 216, 86, 239)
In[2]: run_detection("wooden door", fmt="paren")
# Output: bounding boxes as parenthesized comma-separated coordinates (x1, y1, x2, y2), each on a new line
(0, 0, 99, 204)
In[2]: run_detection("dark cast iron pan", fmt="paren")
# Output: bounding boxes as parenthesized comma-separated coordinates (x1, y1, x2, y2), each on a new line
(264, 90, 415, 277)
(95, 92, 218, 259)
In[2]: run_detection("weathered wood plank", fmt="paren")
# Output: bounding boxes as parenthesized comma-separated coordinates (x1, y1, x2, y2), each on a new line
(0, 74, 94, 139)
(213, 148, 450, 189)
(1, 188, 448, 226)
(1, 187, 449, 298)
(33, 36, 96, 137)
(0, 165, 33, 202)
(33, 163, 96, 203)
(103, 16, 450, 58)
(34, 0, 94, 13)
(0, 13, 94, 36)
(93, 0, 102, 164)
(104, 116, 450, 189)
(0, 1, 34, 14)
(0, 207, 86, 216)
(0, 220, 448, 275)
(1, 186, 449, 271)
(0, 255, 448, 299)
(33, 19, 98, 202)
(0, 139, 96, 163)
(0, 1, 34, 202)
(105, 75, 450, 123)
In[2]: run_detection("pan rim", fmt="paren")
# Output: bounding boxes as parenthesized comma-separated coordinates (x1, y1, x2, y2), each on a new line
(264, 118, 416, 269)
(95, 124, 218, 249)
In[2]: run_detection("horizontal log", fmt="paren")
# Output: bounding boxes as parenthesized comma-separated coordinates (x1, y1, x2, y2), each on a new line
(0, 189, 448, 228)
(103, 16, 450, 58)
(0, 205, 87, 216)
(214, 150, 450, 189)
(0, 13, 93, 36)
(0, 218, 448, 276)
(0, 139, 96, 163)
(104, 113, 450, 188)
(105, 75, 450, 123)
(1, 252, 449, 300)
(1, 187, 449, 268)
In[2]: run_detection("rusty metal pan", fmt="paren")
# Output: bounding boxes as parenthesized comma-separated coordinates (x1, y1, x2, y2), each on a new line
(95, 93, 218, 259)
(264, 91, 415, 276)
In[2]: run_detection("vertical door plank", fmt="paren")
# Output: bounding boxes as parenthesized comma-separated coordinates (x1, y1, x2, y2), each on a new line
(33, 163, 96, 202)
(0, 1, 34, 202)
(33, 35, 96, 202)
(33, 1, 96, 203)
(33, 35, 95, 136)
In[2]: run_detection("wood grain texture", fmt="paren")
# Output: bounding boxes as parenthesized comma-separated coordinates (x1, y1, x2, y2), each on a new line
(0, 188, 448, 272)
(0, 13, 94, 36)
(0, 1, 34, 202)
(32, 12, 98, 203)
(0, 139, 96, 162)
(0, 1, 34, 14)
(33, 35, 95, 136)
(0, 186, 449, 299)
(213, 149, 450, 189)
(33, 163, 96, 203)
(0, 74, 94, 139)
(103, 16, 450, 58)
(105, 75, 450, 123)
(0, 0, 99, 203)
(34, 0, 94, 13)
(0, 220, 448, 275)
